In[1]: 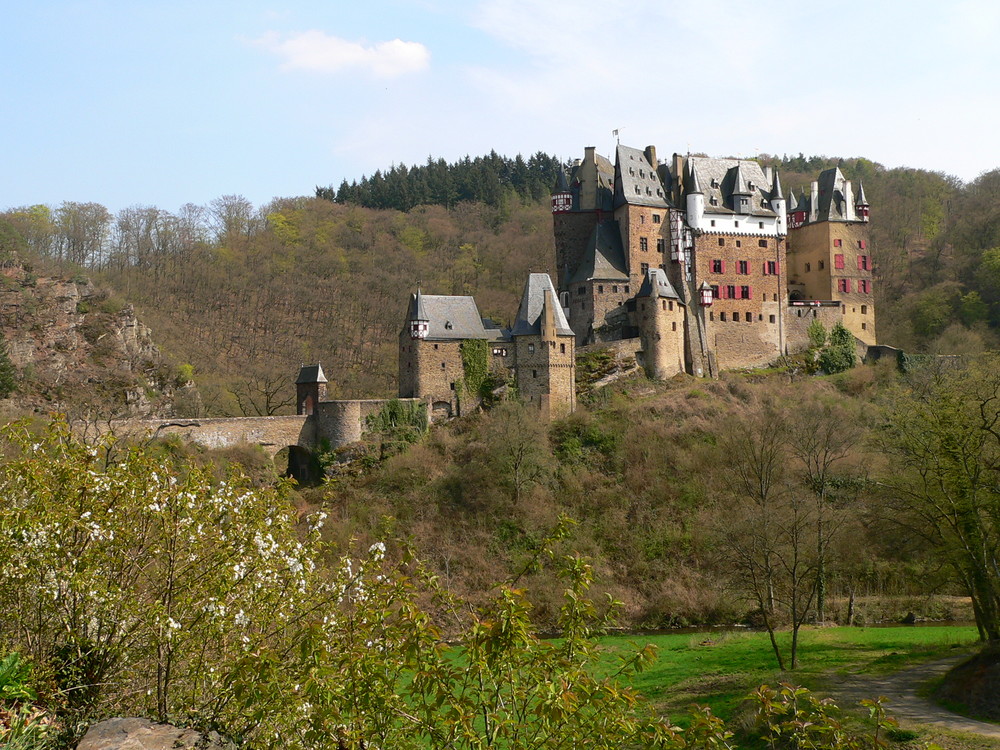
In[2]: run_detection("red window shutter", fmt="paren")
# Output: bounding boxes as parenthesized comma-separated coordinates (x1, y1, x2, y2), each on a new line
(747, 286, 753, 299)
(720, 285, 728, 299)
(835, 254, 845, 269)
(763, 262, 768, 275)
(857, 255, 863, 270)
(775, 261, 780, 275)
(859, 240, 867, 249)
(720, 260, 726, 274)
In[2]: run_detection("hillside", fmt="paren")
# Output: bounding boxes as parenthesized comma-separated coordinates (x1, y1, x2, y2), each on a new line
(0, 260, 190, 419)
(1, 150, 999, 417)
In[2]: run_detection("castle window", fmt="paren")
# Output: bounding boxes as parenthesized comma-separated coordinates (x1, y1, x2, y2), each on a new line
(759, 222, 764, 229)
(834, 253, 845, 269)
(709, 312, 715, 320)
(726, 284, 737, 299)
(612, 285, 618, 293)
(661, 300, 666, 310)
(819, 260, 825, 270)
(653, 213, 661, 224)
(720, 312, 726, 321)
(711, 284, 719, 299)
(805, 263, 811, 272)
(738, 260, 749, 274)
(862, 322, 867, 330)
(710, 196, 718, 206)
(838, 279, 851, 293)
(745, 312, 752, 322)
(560, 343, 566, 353)
(640, 237, 648, 251)
(598, 285, 604, 293)
(532, 370, 537, 378)
(859, 240, 867, 249)
(578, 286, 585, 295)
(858, 255, 870, 270)
(657, 238, 666, 253)
(635, 186, 641, 195)
(450, 382, 455, 390)
(441, 362, 446, 369)
(759, 239, 768, 248)
(861, 305, 867, 314)
(859, 279, 871, 294)
(797, 310, 802, 317)
(769, 314, 777, 324)
(833, 238, 842, 247)
(773, 294, 778, 301)
(710, 220, 716, 227)
(434, 343, 439, 350)
(764, 260, 778, 275)
(625, 285, 630, 293)
(736, 240, 742, 248)
(710, 178, 719, 188)
(740, 285, 751, 299)
(711, 259, 724, 273)
(734, 221, 740, 227)
(733, 315, 740, 324)
(641, 263, 649, 274)
(669, 300, 674, 311)
(759, 314, 763, 321)
(641, 215, 646, 224)
(718, 238, 725, 246)
(672, 321, 677, 331)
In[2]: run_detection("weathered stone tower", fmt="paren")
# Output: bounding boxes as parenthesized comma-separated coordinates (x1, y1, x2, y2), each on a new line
(295, 363, 328, 416)
(635, 268, 686, 380)
(785, 169, 875, 345)
(511, 273, 576, 418)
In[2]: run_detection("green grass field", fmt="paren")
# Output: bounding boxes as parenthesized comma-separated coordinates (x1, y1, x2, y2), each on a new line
(600, 625, 981, 721)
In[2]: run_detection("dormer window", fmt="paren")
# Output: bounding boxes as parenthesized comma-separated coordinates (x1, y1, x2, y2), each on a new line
(710, 178, 719, 188)
(445, 321, 453, 329)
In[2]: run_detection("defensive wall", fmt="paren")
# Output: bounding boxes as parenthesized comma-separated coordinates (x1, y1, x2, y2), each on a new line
(101, 398, 425, 459)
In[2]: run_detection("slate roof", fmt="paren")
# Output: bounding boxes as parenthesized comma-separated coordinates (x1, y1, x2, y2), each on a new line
(296, 363, 327, 384)
(512, 273, 574, 337)
(687, 157, 777, 217)
(569, 221, 630, 284)
(614, 144, 670, 208)
(568, 152, 615, 211)
(405, 291, 501, 341)
(796, 168, 864, 222)
(636, 267, 682, 301)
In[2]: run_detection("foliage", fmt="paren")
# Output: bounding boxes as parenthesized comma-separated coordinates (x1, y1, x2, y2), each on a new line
(459, 338, 489, 398)
(818, 323, 856, 374)
(0, 336, 16, 397)
(318, 150, 564, 211)
(806, 319, 827, 350)
(877, 354, 1000, 642)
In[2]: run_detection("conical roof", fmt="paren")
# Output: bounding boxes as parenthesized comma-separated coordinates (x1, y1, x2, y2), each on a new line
(636, 267, 681, 300)
(512, 273, 574, 337)
(296, 363, 328, 384)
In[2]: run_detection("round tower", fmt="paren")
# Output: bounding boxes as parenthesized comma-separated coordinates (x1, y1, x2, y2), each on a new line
(770, 170, 787, 235)
(686, 162, 705, 232)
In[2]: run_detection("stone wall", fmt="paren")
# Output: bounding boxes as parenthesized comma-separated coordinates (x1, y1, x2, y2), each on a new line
(313, 398, 424, 448)
(614, 204, 670, 286)
(696, 233, 786, 369)
(784, 303, 845, 354)
(399, 337, 465, 416)
(109, 415, 314, 457)
(515, 334, 575, 418)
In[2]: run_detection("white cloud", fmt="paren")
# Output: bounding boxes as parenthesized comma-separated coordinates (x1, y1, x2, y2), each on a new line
(255, 30, 430, 78)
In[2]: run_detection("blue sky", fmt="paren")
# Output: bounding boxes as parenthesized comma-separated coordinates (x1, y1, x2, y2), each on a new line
(3, 0, 999, 214)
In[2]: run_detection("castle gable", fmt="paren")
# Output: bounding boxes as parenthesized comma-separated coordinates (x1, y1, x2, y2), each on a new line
(512, 273, 574, 337)
(690, 157, 776, 217)
(415, 295, 499, 341)
(568, 221, 629, 284)
(614, 144, 670, 209)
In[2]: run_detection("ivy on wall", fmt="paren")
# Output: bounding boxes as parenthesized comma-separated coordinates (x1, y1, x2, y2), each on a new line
(460, 339, 489, 396)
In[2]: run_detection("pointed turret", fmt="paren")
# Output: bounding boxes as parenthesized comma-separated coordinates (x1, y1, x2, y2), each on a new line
(855, 181, 870, 222)
(731, 162, 752, 214)
(770, 170, 787, 235)
(407, 288, 429, 339)
(770, 170, 784, 201)
(685, 161, 706, 231)
(296, 363, 328, 416)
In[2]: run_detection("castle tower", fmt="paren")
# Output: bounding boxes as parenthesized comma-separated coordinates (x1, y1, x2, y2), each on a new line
(785, 167, 875, 345)
(296, 363, 328, 416)
(512, 273, 576, 418)
(635, 268, 686, 379)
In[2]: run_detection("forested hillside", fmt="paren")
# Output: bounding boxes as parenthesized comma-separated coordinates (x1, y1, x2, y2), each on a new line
(1, 150, 999, 416)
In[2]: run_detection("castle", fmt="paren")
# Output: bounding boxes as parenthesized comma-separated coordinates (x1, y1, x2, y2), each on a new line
(398, 142, 875, 418)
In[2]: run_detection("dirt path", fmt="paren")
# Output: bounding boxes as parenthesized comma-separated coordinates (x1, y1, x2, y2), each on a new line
(825, 654, 1000, 739)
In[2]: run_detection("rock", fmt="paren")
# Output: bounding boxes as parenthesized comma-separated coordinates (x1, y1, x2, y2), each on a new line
(76, 717, 234, 750)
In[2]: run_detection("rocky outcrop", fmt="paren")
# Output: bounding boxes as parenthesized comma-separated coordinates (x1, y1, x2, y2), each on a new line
(0, 264, 184, 417)
(76, 717, 234, 750)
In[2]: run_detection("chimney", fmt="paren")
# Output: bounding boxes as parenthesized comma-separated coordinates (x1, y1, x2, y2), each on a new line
(584, 146, 596, 164)
(810, 180, 819, 223)
(644, 145, 657, 168)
